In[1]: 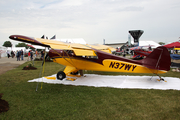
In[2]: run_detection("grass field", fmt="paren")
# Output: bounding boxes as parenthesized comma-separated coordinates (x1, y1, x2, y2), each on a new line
(0, 61, 180, 119)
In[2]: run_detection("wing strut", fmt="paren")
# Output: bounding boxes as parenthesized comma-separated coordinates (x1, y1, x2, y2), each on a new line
(51, 48, 82, 80)
(51, 48, 77, 69)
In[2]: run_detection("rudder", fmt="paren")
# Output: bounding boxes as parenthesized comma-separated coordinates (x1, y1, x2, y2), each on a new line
(141, 46, 171, 71)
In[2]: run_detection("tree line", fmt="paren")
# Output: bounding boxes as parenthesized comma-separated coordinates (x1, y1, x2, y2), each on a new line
(2, 41, 28, 49)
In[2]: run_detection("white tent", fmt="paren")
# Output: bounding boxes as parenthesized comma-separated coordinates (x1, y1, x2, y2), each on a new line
(55, 38, 86, 44)
(28, 45, 49, 52)
(32, 45, 45, 49)
(131, 41, 160, 48)
(7, 47, 26, 52)
(0, 46, 7, 57)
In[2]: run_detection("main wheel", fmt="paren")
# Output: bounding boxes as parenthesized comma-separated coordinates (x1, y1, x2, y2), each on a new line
(56, 71, 66, 80)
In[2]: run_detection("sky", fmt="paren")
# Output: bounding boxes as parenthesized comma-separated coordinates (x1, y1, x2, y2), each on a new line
(0, 0, 180, 46)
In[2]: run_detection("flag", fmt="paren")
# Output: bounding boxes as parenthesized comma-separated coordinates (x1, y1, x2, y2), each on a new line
(50, 35, 56, 39)
(41, 35, 45, 39)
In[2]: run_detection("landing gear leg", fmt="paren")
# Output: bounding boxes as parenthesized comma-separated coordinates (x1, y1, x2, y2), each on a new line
(79, 70, 84, 76)
(150, 76, 153, 80)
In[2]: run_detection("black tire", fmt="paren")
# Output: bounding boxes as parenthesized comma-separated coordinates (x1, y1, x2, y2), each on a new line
(56, 71, 66, 80)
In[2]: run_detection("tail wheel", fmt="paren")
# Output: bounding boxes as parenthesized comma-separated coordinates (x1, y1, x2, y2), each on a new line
(57, 71, 66, 80)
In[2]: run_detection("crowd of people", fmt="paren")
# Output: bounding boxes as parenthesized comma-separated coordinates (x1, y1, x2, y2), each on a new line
(6, 49, 25, 61)
(6, 49, 45, 61)
(170, 49, 179, 54)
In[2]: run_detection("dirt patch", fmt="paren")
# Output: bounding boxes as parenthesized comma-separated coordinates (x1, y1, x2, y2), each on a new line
(22, 66, 37, 70)
(0, 93, 9, 113)
(0, 63, 20, 75)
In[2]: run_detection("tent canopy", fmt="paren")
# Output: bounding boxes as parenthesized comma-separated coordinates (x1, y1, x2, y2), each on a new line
(130, 45, 154, 50)
(164, 41, 180, 48)
(131, 41, 160, 48)
(7, 47, 26, 51)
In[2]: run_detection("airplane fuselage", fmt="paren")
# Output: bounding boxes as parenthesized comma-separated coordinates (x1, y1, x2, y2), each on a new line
(49, 49, 166, 74)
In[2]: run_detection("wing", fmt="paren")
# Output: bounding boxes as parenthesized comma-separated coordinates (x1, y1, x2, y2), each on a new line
(87, 44, 116, 53)
(9, 35, 114, 56)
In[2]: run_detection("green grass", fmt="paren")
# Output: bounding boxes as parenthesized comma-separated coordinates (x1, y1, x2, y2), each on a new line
(0, 61, 180, 120)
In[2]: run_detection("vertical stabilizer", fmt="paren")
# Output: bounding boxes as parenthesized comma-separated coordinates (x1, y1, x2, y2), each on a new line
(141, 46, 171, 71)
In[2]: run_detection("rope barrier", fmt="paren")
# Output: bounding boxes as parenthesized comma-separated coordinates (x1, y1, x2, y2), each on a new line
(36, 48, 46, 91)
(41, 48, 46, 89)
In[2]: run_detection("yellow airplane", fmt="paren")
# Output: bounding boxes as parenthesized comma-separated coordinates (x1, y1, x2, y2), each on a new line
(9, 35, 171, 81)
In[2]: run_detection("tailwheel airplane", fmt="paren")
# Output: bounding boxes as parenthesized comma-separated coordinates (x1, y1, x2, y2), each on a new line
(9, 35, 171, 82)
(130, 45, 153, 59)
